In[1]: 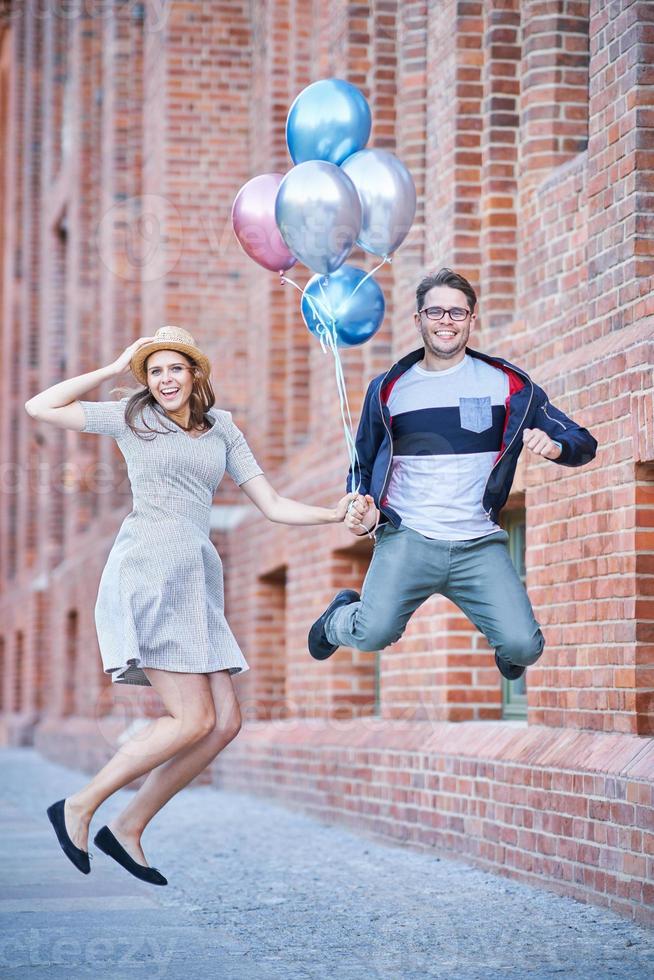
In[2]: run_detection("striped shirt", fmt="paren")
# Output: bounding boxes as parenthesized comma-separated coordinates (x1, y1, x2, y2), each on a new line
(384, 354, 509, 540)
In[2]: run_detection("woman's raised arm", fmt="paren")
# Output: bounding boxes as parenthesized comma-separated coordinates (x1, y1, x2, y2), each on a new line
(24, 337, 155, 431)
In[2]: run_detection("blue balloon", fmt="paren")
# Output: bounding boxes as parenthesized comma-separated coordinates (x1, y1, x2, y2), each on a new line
(301, 265, 385, 347)
(287, 79, 371, 166)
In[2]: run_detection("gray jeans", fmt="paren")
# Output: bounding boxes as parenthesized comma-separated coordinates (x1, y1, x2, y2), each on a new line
(325, 524, 545, 667)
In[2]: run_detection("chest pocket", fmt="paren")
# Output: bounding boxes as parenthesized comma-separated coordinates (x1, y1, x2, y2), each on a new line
(459, 396, 493, 434)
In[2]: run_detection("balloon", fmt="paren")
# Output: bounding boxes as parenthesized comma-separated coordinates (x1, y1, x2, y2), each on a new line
(231, 173, 297, 273)
(275, 161, 362, 275)
(341, 148, 416, 256)
(301, 264, 385, 347)
(286, 78, 372, 166)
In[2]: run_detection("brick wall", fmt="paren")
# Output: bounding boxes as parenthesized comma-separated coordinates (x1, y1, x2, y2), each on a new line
(211, 719, 654, 926)
(1, 0, 654, 923)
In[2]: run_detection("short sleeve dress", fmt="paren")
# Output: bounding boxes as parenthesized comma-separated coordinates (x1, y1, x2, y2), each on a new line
(78, 397, 263, 687)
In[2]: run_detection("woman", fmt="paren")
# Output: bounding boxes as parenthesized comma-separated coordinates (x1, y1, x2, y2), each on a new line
(25, 326, 354, 886)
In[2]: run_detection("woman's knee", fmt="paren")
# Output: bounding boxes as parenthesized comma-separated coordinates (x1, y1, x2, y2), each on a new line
(207, 671, 242, 744)
(498, 628, 545, 667)
(215, 704, 242, 744)
(145, 669, 216, 743)
(179, 707, 217, 745)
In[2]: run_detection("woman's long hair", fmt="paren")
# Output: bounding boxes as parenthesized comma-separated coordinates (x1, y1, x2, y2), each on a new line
(112, 352, 216, 441)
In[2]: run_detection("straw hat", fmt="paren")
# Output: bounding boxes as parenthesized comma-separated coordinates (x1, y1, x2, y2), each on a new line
(130, 326, 212, 386)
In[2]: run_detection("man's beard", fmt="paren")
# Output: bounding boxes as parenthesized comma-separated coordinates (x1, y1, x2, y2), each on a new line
(420, 324, 469, 359)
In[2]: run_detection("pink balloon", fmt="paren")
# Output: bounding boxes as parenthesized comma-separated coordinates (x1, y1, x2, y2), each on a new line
(231, 173, 297, 273)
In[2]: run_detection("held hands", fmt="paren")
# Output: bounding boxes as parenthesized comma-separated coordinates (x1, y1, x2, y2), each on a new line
(334, 492, 358, 522)
(107, 337, 157, 377)
(522, 427, 562, 460)
(344, 493, 378, 536)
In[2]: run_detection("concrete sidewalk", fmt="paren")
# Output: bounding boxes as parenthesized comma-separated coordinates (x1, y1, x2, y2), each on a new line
(0, 748, 653, 980)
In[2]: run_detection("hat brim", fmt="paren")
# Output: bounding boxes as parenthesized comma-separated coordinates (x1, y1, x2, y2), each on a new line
(130, 342, 212, 386)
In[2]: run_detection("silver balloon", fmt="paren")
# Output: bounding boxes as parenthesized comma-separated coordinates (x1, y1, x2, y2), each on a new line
(274, 161, 362, 275)
(341, 148, 416, 256)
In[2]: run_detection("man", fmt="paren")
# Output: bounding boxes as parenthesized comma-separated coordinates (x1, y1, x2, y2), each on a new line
(308, 268, 598, 680)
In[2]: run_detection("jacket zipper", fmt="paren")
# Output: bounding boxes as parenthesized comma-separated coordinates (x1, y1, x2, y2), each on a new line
(482, 373, 534, 521)
(377, 367, 394, 518)
(541, 401, 567, 430)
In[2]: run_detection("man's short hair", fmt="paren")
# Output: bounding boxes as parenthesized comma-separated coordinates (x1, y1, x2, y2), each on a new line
(416, 269, 477, 314)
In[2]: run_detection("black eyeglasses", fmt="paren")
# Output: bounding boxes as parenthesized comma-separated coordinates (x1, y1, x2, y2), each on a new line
(418, 306, 471, 322)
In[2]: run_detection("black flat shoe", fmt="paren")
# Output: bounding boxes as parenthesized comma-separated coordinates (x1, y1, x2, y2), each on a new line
(495, 651, 526, 681)
(93, 825, 168, 886)
(308, 589, 360, 660)
(46, 799, 91, 875)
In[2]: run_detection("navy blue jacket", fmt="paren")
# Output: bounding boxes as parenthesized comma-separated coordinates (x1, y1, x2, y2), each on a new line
(347, 346, 598, 528)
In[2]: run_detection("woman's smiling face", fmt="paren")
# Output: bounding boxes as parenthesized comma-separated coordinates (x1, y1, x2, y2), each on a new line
(146, 349, 195, 411)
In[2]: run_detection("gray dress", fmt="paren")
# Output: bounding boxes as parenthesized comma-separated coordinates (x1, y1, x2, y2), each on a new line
(79, 397, 263, 686)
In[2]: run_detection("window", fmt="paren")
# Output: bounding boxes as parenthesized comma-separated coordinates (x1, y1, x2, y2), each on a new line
(63, 611, 78, 717)
(502, 509, 527, 719)
(635, 463, 654, 736)
(255, 566, 287, 721)
(13, 630, 23, 713)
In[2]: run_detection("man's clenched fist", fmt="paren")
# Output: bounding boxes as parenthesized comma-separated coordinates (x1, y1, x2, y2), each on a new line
(345, 493, 378, 535)
(522, 427, 562, 460)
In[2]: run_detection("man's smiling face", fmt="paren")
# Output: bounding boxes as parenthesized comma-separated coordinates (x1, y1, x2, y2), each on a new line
(414, 285, 476, 360)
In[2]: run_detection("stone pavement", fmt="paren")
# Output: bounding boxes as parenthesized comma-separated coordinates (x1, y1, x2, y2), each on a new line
(1, 748, 653, 980)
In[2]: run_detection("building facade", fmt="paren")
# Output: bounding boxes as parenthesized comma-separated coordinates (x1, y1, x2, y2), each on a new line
(1, 0, 653, 922)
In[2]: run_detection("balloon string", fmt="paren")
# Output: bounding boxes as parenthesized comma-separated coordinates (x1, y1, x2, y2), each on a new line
(282, 275, 361, 494)
(279, 274, 304, 293)
(343, 254, 390, 307)
(308, 285, 362, 494)
(316, 279, 357, 442)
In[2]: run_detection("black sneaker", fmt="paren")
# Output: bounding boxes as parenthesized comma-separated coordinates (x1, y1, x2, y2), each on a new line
(495, 651, 526, 681)
(308, 590, 360, 661)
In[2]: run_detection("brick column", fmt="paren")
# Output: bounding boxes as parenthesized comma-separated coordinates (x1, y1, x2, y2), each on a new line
(393, 0, 427, 350)
(141, 0, 253, 507)
(2, 10, 45, 722)
(38, 9, 71, 577)
(248, 0, 295, 472)
(360, 0, 397, 389)
(95, 4, 144, 521)
(284, 0, 320, 451)
(480, 0, 520, 330)
(517, 0, 589, 315)
(425, 0, 483, 286)
(21, 12, 43, 578)
(66, 7, 103, 540)
(1, 14, 24, 588)
(587, 0, 654, 329)
(34, 8, 54, 595)
(520, 0, 590, 186)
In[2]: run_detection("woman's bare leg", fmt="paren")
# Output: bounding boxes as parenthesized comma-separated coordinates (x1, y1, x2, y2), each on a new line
(62, 669, 216, 853)
(106, 669, 241, 865)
